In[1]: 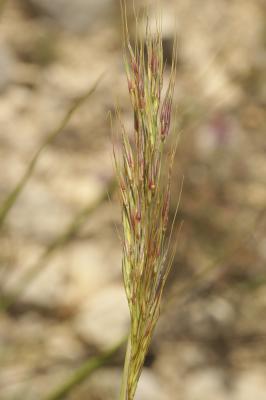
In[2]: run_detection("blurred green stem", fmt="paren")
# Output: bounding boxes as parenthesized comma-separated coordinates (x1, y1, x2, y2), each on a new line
(43, 336, 126, 400)
(0, 75, 103, 228)
(0, 178, 115, 311)
(119, 334, 131, 400)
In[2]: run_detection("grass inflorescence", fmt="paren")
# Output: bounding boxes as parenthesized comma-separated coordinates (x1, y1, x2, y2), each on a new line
(113, 3, 180, 399)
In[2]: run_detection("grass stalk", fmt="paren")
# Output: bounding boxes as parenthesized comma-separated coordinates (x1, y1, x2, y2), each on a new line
(42, 336, 126, 400)
(0, 179, 115, 311)
(119, 335, 131, 400)
(0, 75, 103, 228)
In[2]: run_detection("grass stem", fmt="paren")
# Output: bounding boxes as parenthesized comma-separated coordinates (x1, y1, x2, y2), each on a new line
(119, 334, 131, 400)
(0, 75, 103, 228)
(43, 336, 126, 400)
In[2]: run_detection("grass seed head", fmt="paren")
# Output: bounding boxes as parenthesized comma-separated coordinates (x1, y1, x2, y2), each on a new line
(116, 3, 179, 399)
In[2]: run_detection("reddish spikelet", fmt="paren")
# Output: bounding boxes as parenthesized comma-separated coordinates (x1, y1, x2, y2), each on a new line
(150, 51, 158, 75)
(132, 59, 139, 76)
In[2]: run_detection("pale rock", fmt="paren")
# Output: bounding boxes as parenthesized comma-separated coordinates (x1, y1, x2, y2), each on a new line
(184, 368, 229, 400)
(7, 179, 71, 242)
(82, 368, 168, 400)
(235, 369, 266, 400)
(135, 369, 168, 400)
(15, 239, 120, 308)
(74, 284, 129, 349)
(206, 297, 235, 327)
(46, 326, 84, 362)
(80, 368, 121, 399)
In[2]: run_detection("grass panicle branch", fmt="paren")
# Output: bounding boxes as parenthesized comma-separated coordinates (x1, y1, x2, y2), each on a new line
(115, 3, 179, 399)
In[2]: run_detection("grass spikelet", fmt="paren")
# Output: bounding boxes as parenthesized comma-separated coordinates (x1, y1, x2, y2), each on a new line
(115, 3, 179, 399)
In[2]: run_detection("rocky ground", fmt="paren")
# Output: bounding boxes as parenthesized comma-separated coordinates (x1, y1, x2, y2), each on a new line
(0, 0, 265, 399)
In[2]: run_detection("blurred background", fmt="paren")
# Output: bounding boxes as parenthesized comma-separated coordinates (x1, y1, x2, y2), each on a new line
(0, 0, 265, 399)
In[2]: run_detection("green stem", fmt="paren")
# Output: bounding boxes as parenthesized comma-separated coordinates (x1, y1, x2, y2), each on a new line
(43, 336, 125, 400)
(0, 179, 115, 312)
(119, 334, 131, 400)
(0, 75, 103, 228)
